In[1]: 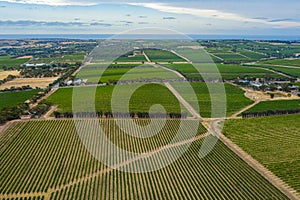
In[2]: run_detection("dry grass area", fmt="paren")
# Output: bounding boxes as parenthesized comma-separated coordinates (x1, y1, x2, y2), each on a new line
(0, 70, 20, 80)
(0, 77, 57, 89)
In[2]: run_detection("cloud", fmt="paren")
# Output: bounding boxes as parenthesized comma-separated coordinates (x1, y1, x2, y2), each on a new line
(0, 0, 97, 6)
(268, 18, 294, 22)
(129, 3, 300, 28)
(90, 22, 112, 26)
(119, 20, 133, 24)
(163, 17, 176, 20)
(253, 17, 268, 20)
(0, 20, 112, 27)
(139, 16, 147, 18)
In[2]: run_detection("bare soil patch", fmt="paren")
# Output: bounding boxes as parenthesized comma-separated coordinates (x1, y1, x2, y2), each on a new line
(0, 70, 19, 80)
(0, 77, 58, 89)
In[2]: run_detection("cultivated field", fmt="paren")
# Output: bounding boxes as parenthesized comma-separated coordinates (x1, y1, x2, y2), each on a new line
(144, 49, 186, 62)
(244, 99, 300, 113)
(0, 77, 58, 90)
(165, 63, 285, 80)
(28, 52, 86, 64)
(211, 53, 249, 61)
(223, 114, 300, 193)
(46, 83, 185, 114)
(0, 70, 19, 80)
(77, 64, 179, 84)
(258, 59, 300, 67)
(237, 49, 267, 60)
(0, 119, 287, 199)
(0, 56, 30, 69)
(0, 90, 39, 110)
(115, 54, 147, 62)
(171, 82, 253, 117)
(252, 65, 300, 78)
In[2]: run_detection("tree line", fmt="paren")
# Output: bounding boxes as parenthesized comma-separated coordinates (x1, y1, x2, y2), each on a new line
(54, 111, 188, 119)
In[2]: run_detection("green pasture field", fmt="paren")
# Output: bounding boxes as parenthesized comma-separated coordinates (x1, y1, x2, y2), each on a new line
(144, 49, 186, 62)
(243, 99, 300, 113)
(223, 114, 300, 193)
(0, 120, 286, 199)
(171, 82, 253, 117)
(0, 56, 30, 69)
(0, 90, 39, 110)
(46, 83, 184, 114)
(258, 59, 300, 67)
(77, 64, 179, 83)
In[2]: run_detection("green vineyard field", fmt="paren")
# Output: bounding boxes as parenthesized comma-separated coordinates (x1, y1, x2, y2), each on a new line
(0, 119, 287, 199)
(224, 114, 300, 193)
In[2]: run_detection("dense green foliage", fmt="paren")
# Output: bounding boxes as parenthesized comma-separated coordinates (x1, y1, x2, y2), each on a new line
(224, 114, 300, 193)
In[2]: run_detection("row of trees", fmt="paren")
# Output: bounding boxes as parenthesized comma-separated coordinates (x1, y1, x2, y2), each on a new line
(242, 108, 300, 118)
(0, 85, 32, 93)
(54, 111, 188, 119)
(0, 75, 16, 85)
(0, 104, 28, 124)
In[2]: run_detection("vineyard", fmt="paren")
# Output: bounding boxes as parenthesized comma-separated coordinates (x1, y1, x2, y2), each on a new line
(165, 63, 284, 80)
(244, 99, 300, 113)
(258, 58, 300, 67)
(0, 119, 287, 199)
(250, 64, 300, 78)
(143, 49, 186, 62)
(77, 64, 178, 84)
(223, 114, 300, 193)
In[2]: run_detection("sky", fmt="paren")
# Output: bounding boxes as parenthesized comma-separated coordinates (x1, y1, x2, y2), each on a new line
(0, 0, 300, 35)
